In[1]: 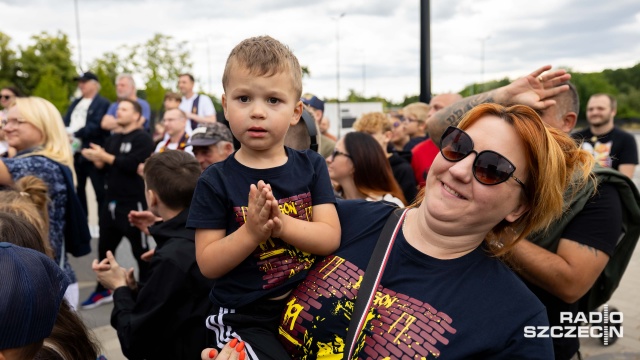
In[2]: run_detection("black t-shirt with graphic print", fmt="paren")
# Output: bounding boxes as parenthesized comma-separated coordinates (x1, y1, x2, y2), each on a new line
(278, 199, 553, 359)
(572, 127, 638, 170)
(187, 147, 336, 309)
(103, 129, 154, 202)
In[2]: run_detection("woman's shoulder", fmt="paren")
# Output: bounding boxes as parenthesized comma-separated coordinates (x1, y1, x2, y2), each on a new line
(336, 199, 398, 234)
(4, 155, 62, 179)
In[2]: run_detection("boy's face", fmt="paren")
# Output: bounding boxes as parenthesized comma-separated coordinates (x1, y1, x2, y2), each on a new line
(164, 98, 181, 110)
(222, 65, 302, 153)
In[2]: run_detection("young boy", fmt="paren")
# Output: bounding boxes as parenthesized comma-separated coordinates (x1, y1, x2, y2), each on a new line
(92, 151, 214, 359)
(187, 36, 341, 359)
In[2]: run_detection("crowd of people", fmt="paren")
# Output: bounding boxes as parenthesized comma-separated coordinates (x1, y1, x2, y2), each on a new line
(0, 33, 638, 360)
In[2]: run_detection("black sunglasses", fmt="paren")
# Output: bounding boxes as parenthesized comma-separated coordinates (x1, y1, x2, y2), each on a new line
(0, 95, 13, 100)
(331, 149, 353, 161)
(440, 126, 526, 188)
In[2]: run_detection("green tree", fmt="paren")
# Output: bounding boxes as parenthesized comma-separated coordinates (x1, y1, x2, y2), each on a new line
(0, 32, 19, 89)
(94, 67, 117, 102)
(91, 34, 192, 113)
(32, 66, 69, 113)
(16, 31, 76, 100)
(570, 72, 618, 121)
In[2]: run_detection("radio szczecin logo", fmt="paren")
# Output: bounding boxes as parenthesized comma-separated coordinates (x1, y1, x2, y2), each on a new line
(524, 305, 622, 345)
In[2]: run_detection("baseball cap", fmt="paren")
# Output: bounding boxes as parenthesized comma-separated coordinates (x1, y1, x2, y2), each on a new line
(189, 123, 234, 146)
(301, 95, 325, 112)
(73, 71, 99, 82)
(0, 242, 70, 350)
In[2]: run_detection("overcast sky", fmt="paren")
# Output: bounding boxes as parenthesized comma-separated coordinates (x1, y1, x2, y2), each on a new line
(1, 0, 639, 102)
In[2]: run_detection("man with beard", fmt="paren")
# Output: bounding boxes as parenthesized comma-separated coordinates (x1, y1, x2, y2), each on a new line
(572, 93, 637, 178)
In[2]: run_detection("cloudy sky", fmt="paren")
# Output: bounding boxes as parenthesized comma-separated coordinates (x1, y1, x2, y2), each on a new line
(1, 0, 640, 102)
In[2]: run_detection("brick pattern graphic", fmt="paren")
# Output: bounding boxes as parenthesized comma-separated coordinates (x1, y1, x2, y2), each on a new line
(232, 192, 315, 290)
(280, 255, 457, 359)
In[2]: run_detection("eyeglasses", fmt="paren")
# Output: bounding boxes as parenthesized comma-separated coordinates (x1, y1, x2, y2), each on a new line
(331, 149, 353, 161)
(440, 126, 526, 188)
(392, 121, 402, 128)
(1, 117, 27, 128)
(0, 95, 14, 100)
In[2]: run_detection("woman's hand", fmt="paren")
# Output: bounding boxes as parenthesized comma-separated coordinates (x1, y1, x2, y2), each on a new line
(200, 339, 247, 360)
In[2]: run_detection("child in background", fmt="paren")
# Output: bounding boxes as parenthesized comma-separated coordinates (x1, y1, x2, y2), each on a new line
(187, 35, 341, 359)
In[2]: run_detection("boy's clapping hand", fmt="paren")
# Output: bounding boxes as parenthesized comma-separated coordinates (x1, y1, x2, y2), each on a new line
(245, 180, 277, 243)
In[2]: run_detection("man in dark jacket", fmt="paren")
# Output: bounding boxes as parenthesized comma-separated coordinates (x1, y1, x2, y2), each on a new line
(63, 71, 111, 216)
(92, 151, 213, 359)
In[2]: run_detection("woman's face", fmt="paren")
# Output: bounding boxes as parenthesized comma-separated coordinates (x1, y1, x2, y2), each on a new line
(0, 89, 16, 109)
(327, 138, 354, 184)
(3, 105, 44, 151)
(423, 115, 529, 236)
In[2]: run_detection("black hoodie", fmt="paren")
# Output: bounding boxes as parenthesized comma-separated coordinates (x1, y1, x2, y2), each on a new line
(111, 209, 214, 360)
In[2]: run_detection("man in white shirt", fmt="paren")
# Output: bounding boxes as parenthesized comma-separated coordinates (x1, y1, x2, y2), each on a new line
(177, 73, 216, 131)
(63, 71, 111, 216)
(154, 109, 193, 155)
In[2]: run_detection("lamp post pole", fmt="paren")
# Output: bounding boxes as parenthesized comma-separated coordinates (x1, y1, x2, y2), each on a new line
(334, 13, 346, 139)
(480, 35, 491, 91)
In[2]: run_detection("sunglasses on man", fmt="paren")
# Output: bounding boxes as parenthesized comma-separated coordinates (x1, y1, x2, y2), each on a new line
(440, 126, 526, 188)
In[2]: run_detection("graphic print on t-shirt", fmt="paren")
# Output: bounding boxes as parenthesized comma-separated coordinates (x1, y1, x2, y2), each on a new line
(581, 141, 613, 168)
(232, 192, 315, 290)
(279, 255, 457, 359)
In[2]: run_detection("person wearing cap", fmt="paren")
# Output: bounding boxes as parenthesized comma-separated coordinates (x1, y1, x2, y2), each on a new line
(301, 94, 336, 158)
(189, 122, 235, 171)
(0, 242, 70, 359)
(63, 71, 111, 217)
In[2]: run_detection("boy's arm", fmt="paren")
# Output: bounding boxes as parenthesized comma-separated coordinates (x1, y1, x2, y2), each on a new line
(195, 184, 277, 279)
(272, 202, 341, 256)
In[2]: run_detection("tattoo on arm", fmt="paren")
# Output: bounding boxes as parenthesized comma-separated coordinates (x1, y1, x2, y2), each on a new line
(430, 91, 496, 147)
(577, 243, 599, 257)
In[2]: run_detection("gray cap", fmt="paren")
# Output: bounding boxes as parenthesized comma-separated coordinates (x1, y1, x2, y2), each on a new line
(189, 123, 234, 146)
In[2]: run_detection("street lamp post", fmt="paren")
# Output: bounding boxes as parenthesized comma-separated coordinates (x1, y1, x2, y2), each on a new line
(480, 35, 491, 91)
(334, 13, 346, 139)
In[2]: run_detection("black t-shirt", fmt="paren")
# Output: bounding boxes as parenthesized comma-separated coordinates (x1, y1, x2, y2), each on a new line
(572, 127, 638, 170)
(278, 199, 553, 359)
(524, 182, 622, 360)
(187, 147, 337, 308)
(103, 129, 154, 202)
(403, 135, 427, 153)
(388, 153, 417, 204)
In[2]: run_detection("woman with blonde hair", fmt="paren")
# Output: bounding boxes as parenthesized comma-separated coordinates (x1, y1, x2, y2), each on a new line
(0, 96, 82, 308)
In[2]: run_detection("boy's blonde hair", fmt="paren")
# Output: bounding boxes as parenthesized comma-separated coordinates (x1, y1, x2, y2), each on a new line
(222, 35, 303, 100)
(402, 102, 430, 122)
(352, 112, 392, 133)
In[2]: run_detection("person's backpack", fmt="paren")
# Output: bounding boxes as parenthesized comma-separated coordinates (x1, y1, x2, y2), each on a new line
(529, 165, 640, 312)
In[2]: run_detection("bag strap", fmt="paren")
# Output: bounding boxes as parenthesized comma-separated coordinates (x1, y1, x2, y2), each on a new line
(343, 208, 408, 360)
(190, 94, 200, 130)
